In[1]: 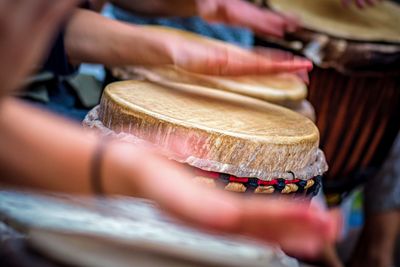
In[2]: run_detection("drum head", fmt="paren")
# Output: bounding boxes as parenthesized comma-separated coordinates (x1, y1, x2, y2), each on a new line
(268, 0, 400, 43)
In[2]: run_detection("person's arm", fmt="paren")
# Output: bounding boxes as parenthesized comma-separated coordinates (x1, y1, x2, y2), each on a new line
(0, 98, 337, 257)
(0, 98, 129, 195)
(109, 0, 298, 38)
(109, 0, 198, 17)
(64, 9, 311, 75)
(0, 0, 331, 256)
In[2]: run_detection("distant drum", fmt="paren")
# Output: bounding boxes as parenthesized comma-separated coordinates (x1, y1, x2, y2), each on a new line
(266, 0, 400, 204)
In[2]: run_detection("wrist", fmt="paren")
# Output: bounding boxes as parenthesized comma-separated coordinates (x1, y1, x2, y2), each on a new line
(101, 140, 145, 197)
(119, 25, 173, 66)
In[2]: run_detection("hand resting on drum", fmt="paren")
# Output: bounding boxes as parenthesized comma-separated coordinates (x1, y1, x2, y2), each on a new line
(65, 9, 312, 76)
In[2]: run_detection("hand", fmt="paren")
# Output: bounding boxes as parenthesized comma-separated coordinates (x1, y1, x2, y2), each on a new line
(105, 141, 339, 258)
(142, 26, 312, 76)
(341, 0, 383, 8)
(0, 0, 78, 97)
(252, 47, 310, 84)
(197, 0, 299, 38)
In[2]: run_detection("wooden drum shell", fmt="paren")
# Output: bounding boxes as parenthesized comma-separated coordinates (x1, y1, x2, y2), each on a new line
(307, 68, 400, 199)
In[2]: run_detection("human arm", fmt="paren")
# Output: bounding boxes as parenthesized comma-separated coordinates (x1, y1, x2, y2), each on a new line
(108, 0, 297, 38)
(0, 0, 328, 256)
(108, 0, 198, 17)
(0, 98, 336, 257)
(64, 9, 311, 75)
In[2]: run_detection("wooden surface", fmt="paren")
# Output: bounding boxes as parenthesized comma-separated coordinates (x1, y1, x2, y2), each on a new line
(268, 0, 400, 43)
(99, 81, 326, 179)
(308, 67, 400, 197)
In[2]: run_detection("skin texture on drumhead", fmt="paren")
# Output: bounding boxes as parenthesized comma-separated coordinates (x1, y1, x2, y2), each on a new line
(115, 65, 307, 105)
(268, 0, 400, 43)
(99, 81, 320, 175)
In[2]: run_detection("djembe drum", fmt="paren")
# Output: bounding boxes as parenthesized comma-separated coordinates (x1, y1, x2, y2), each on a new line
(265, 0, 400, 205)
(85, 80, 328, 197)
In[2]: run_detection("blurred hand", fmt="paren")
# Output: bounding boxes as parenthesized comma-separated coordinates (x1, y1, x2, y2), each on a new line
(105, 141, 339, 258)
(341, 0, 383, 8)
(0, 0, 78, 97)
(142, 26, 312, 76)
(197, 0, 299, 38)
(252, 47, 310, 84)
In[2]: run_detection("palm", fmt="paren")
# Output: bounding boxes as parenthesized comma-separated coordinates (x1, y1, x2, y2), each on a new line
(150, 27, 312, 76)
(130, 145, 338, 258)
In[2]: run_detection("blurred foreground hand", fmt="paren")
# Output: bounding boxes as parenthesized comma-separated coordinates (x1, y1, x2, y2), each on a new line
(106, 141, 339, 258)
(1, 99, 337, 258)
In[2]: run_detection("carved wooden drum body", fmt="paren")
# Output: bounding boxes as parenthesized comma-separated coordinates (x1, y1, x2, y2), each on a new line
(266, 0, 400, 204)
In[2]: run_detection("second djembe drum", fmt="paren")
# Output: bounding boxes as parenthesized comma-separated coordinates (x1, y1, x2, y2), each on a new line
(266, 0, 400, 204)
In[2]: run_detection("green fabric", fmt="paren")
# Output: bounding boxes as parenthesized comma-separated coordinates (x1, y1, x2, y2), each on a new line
(18, 72, 54, 103)
(66, 74, 103, 108)
(25, 72, 54, 85)
(19, 84, 50, 103)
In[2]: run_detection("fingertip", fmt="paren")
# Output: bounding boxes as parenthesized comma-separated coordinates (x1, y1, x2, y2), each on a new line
(196, 192, 242, 232)
(328, 208, 343, 241)
(303, 61, 313, 71)
(281, 237, 321, 259)
(356, 0, 366, 8)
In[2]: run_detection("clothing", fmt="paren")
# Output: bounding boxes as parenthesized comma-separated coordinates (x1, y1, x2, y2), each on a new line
(109, 4, 254, 48)
(22, 2, 99, 122)
(22, 32, 89, 121)
(364, 133, 400, 213)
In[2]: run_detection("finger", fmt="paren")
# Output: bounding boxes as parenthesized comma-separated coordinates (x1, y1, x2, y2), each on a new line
(238, 197, 335, 257)
(252, 47, 294, 61)
(245, 57, 312, 76)
(341, 0, 353, 7)
(160, 181, 242, 231)
(257, 10, 288, 37)
(199, 58, 313, 76)
(327, 208, 342, 241)
(206, 46, 313, 75)
(279, 12, 301, 32)
(259, 56, 313, 73)
(364, 0, 376, 6)
(137, 153, 241, 230)
(227, 5, 286, 37)
(356, 0, 367, 8)
(295, 69, 309, 84)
